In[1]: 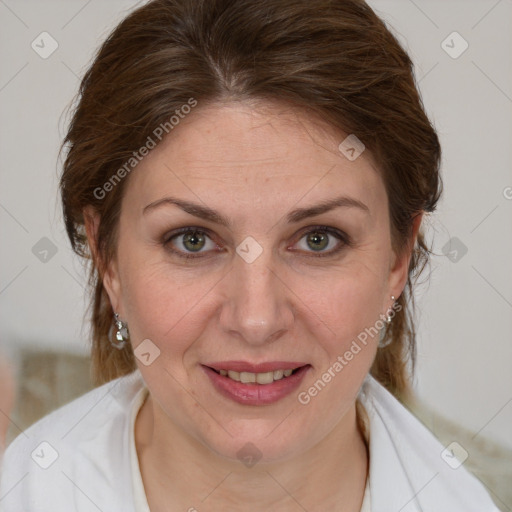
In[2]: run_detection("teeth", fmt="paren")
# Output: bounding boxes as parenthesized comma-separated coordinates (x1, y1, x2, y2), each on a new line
(240, 372, 256, 383)
(273, 369, 284, 380)
(228, 370, 240, 381)
(218, 368, 299, 384)
(256, 371, 274, 385)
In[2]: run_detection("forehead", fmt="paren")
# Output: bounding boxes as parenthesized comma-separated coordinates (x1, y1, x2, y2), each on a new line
(125, 100, 385, 211)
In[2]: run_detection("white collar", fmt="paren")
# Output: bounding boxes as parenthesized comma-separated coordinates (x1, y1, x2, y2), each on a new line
(359, 374, 499, 511)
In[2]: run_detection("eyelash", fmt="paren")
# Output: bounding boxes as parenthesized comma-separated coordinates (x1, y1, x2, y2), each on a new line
(162, 226, 352, 260)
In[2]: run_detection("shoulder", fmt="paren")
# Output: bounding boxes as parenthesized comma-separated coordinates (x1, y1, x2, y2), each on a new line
(0, 370, 146, 512)
(360, 374, 500, 512)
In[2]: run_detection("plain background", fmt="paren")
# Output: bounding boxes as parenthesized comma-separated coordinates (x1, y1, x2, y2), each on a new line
(0, 0, 511, 452)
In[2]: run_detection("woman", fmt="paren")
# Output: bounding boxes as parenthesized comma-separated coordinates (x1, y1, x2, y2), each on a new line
(0, 0, 500, 510)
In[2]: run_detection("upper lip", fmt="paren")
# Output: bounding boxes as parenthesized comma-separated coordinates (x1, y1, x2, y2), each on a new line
(204, 361, 309, 373)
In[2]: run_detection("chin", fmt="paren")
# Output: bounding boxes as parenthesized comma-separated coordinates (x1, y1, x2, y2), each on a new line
(196, 421, 307, 467)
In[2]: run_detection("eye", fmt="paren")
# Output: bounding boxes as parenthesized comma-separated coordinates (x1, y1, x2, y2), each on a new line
(164, 228, 219, 259)
(292, 226, 350, 257)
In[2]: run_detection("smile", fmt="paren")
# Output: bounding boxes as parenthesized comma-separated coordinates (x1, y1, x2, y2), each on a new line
(202, 363, 311, 405)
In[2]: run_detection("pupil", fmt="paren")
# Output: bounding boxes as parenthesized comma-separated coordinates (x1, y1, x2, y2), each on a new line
(307, 232, 327, 251)
(183, 231, 205, 252)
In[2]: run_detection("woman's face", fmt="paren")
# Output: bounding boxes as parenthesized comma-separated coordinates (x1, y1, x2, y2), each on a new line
(101, 100, 413, 463)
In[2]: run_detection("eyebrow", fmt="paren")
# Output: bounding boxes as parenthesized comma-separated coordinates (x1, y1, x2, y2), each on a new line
(142, 194, 369, 227)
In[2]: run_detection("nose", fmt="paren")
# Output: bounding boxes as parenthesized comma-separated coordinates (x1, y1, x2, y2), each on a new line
(218, 248, 294, 346)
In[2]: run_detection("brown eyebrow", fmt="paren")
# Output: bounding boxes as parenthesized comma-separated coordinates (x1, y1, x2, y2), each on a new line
(142, 194, 369, 227)
(286, 196, 369, 223)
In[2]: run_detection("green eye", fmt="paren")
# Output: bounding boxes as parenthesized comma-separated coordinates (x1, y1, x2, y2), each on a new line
(294, 227, 350, 256)
(164, 228, 217, 259)
(305, 231, 329, 251)
(182, 230, 207, 252)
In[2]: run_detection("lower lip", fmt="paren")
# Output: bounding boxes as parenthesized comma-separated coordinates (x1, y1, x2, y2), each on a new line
(202, 365, 311, 406)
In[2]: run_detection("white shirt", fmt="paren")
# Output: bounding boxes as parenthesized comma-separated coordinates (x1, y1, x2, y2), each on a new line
(0, 370, 498, 511)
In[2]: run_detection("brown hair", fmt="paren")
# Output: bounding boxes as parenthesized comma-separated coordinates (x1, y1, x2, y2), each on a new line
(59, 0, 442, 400)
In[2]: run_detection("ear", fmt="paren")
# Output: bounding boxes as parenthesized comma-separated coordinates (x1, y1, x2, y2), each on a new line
(83, 206, 123, 314)
(387, 211, 424, 299)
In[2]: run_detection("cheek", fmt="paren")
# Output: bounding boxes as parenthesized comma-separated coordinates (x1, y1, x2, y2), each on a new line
(296, 265, 385, 408)
(337, 274, 386, 340)
(118, 256, 222, 359)
(294, 256, 388, 348)
(117, 224, 208, 329)
(125, 275, 184, 335)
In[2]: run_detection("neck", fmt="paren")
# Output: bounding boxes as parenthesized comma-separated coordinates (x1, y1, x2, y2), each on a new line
(135, 394, 368, 512)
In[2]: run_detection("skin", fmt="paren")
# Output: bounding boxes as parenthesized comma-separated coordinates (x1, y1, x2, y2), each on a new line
(86, 99, 422, 511)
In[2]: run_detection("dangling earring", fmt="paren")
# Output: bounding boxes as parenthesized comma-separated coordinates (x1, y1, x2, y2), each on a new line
(378, 295, 395, 348)
(108, 313, 130, 350)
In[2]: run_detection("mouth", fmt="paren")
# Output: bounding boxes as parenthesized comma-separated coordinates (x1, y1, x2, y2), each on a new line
(201, 362, 311, 405)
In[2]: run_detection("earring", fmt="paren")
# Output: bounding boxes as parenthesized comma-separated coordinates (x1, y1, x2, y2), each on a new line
(108, 313, 130, 350)
(378, 295, 396, 349)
